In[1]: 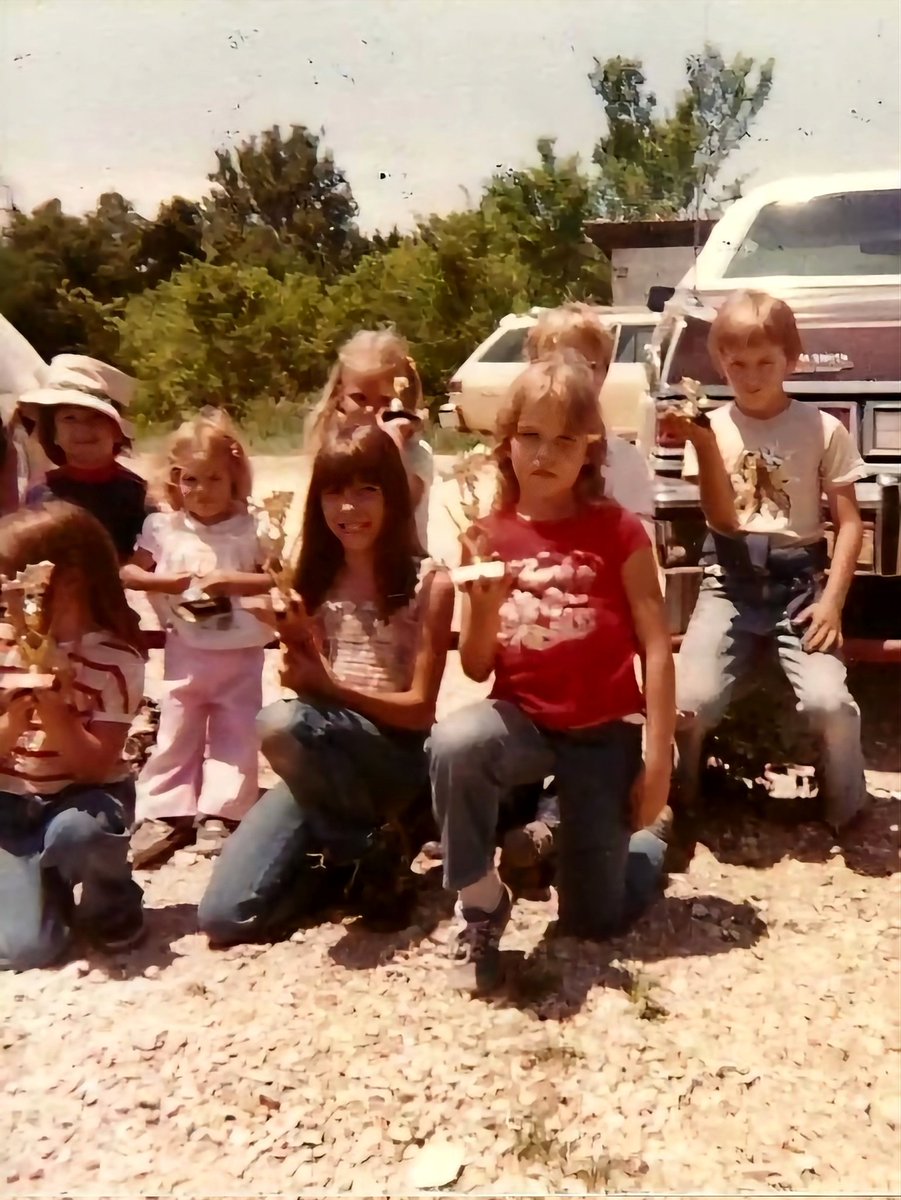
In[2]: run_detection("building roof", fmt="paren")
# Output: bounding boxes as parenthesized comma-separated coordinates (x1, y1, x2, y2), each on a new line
(584, 217, 718, 254)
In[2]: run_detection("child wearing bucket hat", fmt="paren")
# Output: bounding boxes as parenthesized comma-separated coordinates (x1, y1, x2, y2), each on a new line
(21, 356, 152, 561)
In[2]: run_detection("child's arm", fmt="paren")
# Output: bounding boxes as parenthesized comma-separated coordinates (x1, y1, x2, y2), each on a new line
(796, 483, 862, 653)
(120, 549, 194, 595)
(622, 544, 675, 828)
(281, 570, 455, 731)
(198, 569, 273, 598)
(31, 692, 128, 783)
(661, 410, 739, 534)
(457, 539, 511, 683)
(0, 693, 36, 758)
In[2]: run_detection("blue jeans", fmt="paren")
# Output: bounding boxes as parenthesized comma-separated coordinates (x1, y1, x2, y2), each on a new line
(198, 699, 428, 944)
(0, 782, 142, 971)
(428, 700, 664, 939)
(675, 582, 866, 828)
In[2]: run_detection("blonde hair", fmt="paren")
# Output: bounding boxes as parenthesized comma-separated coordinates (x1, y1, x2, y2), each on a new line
(709, 289, 803, 367)
(306, 329, 424, 452)
(525, 303, 615, 375)
(162, 408, 253, 511)
(493, 354, 606, 511)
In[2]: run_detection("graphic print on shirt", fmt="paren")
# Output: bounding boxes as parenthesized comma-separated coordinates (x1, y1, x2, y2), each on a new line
(499, 550, 600, 652)
(732, 446, 794, 531)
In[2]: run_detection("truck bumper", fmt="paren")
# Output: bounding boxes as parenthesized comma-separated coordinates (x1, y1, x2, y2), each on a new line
(438, 403, 466, 431)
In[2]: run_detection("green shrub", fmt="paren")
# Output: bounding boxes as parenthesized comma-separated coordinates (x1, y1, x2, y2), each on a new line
(115, 261, 324, 425)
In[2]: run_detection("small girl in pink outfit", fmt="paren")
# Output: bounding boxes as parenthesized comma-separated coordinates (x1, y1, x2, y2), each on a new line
(122, 410, 272, 863)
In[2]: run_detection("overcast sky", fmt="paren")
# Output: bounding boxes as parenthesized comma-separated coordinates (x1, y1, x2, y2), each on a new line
(2, 0, 899, 232)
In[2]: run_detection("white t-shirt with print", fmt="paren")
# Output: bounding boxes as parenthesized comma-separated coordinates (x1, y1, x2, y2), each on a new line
(137, 510, 271, 649)
(683, 399, 867, 546)
(403, 436, 434, 551)
(603, 435, 654, 520)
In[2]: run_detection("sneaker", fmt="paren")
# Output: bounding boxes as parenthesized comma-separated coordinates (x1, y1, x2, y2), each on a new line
(130, 817, 196, 868)
(499, 821, 555, 901)
(89, 911, 146, 954)
(451, 885, 513, 993)
(193, 818, 238, 857)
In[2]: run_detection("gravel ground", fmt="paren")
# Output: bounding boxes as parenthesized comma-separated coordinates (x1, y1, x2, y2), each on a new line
(1, 454, 898, 1195)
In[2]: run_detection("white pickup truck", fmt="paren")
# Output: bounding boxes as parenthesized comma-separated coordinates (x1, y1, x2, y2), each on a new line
(642, 171, 900, 659)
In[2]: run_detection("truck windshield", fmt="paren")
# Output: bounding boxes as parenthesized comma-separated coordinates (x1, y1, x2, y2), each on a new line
(723, 188, 901, 278)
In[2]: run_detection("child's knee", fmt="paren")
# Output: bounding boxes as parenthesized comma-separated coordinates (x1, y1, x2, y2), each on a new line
(675, 660, 731, 725)
(0, 919, 69, 972)
(427, 705, 498, 775)
(41, 809, 105, 863)
(796, 665, 859, 725)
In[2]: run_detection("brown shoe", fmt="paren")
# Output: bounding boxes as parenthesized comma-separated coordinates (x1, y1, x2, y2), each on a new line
(130, 818, 195, 868)
(499, 821, 555, 901)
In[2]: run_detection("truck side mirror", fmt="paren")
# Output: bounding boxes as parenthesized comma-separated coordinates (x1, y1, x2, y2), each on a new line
(647, 286, 675, 313)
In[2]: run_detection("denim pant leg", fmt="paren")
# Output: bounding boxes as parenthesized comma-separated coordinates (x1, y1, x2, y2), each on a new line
(774, 619, 867, 828)
(198, 781, 328, 944)
(0, 800, 70, 971)
(675, 586, 762, 803)
(41, 783, 143, 937)
(552, 722, 643, 938)
(428, 700, 554, 893)
(258, 698, 427, 854)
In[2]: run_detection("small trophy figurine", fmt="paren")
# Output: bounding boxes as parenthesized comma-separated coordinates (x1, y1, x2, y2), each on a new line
(253, 491, 295, 578)
(657, 376, 714, 428)
(0, 561, 66, 690)
(442, 446, 506, 586)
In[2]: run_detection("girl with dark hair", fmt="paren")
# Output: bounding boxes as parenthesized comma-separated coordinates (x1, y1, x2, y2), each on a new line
(0, 502, 146, 970)
(199, 424, 454, 945)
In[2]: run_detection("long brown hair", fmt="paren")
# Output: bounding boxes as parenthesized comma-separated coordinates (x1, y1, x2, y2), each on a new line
(493, 354, 606, 511)
(294, 425, 419, 619)
(0, 502, 146, 657)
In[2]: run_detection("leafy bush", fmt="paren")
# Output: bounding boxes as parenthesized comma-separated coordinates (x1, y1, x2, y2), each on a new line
(115, 262, 324, 425)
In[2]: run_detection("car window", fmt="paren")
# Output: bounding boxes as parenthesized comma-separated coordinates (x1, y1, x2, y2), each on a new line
(477, 327, 530, 363)
(614, 324, 657, 364)
(723, 188, 901, 278)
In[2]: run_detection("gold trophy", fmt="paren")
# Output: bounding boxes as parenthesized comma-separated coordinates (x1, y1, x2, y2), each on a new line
(657, 376, 714, 428)
(0, 561, 67, 690)
(254, 491, 295, 578)
(442, 446, 506, 586)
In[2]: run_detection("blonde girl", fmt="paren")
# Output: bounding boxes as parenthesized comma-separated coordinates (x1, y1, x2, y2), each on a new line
(0, 502, 146, 969)
(428, 355, 675, 992)
(307, 330, 434, 550)
(122, 409, 271, 863)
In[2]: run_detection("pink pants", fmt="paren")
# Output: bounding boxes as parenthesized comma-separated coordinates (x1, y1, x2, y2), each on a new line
(136, 637, 264, 824)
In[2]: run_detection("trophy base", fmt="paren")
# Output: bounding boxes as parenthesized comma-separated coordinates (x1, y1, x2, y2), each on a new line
(0, 671, 56, 691)
(450, 561, 506, 586)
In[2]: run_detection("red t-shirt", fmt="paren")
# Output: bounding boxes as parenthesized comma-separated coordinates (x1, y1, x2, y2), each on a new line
(477, 503, 649, 731)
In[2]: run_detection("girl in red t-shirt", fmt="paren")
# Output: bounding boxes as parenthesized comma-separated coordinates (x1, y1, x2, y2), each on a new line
(429, 353, 675, 991)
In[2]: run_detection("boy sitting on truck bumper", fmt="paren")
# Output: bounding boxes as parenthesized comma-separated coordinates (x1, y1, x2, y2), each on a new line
(663, 290, 870, 832)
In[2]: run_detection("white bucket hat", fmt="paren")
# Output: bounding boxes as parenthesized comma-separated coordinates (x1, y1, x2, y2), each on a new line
(20, 354, 136, 439)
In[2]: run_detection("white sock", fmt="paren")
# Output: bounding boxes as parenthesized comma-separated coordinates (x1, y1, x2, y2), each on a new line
(460, 869, 504, 914)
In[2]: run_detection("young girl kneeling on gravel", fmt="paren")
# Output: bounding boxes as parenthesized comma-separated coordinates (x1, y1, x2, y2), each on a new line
(198, 424, 454, 945)
(428, 355, 675, 992)
(0, 503, 146, 970)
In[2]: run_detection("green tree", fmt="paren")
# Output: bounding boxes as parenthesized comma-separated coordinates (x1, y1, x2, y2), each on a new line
(319, 208, 533, 402)
(590, 43, 774, 218)
(482, 137, 610, 304)
(203, 124, 367, 279)
(114, 261, 324, 426)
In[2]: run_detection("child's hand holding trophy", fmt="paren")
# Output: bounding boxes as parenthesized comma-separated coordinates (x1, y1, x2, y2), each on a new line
(656, 377, 715, 442)
(442, 446, 507, 587)
(0, 561, 71, 693)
